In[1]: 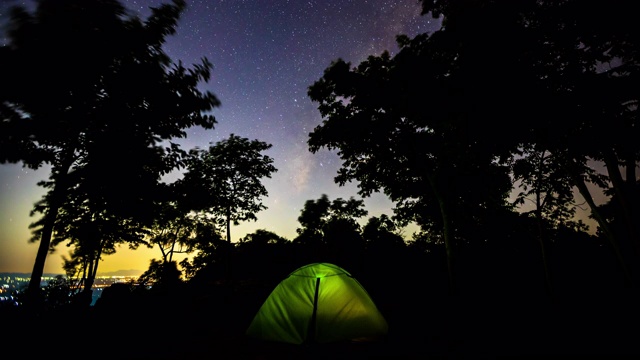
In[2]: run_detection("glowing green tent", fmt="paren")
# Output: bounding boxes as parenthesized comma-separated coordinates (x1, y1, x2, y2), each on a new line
(245, 262, 388, 344)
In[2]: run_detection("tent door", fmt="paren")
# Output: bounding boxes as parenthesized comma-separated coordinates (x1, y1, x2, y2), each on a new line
(306, 277, 321, 344)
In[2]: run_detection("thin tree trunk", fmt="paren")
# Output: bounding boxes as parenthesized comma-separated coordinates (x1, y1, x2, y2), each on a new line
(168, 226, 181, 263)
(84, 244, 101, 293)
(535, 190, 553, 297)
(76, 253, 98, 308)
(26, 155, 75, 303)
(26, 197, 60, 300)
(603, 150, 639, 256)
(625, 157, 639, 248)
(226, 212, 231, 243)
(624, 158, 635, 191)
(534, 150, 553, 297)
(428, 173, 456, 295)
(27, 186, 64, 302)
(572, 172, 633, 286)
(623, 156, 639, 253)
(225, 210, 232, 284)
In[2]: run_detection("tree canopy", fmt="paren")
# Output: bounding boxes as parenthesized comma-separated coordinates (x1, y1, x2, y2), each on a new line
(307, 0, 640, 292)
(0, 0, 220, 302)
(178, 134, 277, 243)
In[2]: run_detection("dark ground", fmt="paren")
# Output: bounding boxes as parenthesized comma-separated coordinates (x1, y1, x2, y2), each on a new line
(4, 287, 640, 359)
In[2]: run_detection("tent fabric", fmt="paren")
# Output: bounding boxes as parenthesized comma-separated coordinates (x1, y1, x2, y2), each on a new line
(245, 262, 388, 344)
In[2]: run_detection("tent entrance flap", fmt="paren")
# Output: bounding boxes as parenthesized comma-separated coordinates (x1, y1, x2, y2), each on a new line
(306, 277, 321, 344)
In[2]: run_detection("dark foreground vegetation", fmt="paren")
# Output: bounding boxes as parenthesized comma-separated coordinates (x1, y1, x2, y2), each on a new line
(5, 293, 640, 358)
(3, 286, 640, 358)
(3, 234, 640, 358)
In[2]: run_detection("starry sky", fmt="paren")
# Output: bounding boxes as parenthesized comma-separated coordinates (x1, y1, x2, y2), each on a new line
(0, 0, 442, 275)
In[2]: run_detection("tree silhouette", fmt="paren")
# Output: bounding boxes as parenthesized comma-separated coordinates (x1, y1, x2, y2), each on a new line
(295, 194, 331, 246)
(362, 214, 406, 251)
(295, 195, 368, 242)
(137, 259, 184, 295)
(417, 0, 640, 285)
(511, 145, 591, 296)
(178, 134, 277, 283)
(307, 0, 639, 296)
(294, 194, 368, 268)
(179, 134, 277, 243)
(146, 191, 201, 265)
(178, 221, 228, 283)
(234, 229, 292, 282)
(0, 0, 220, 304)
(307, 38, 514, 294)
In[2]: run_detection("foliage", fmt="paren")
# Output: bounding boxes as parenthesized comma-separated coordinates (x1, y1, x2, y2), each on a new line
(293, 194, 368, 268)
(306, 31, 514, 292)
(145, 193, 204, 264)
(362, 214, 406, 249)
(138, 259, 184, 293)
(512, 146, 592, 235)
(178, 134, 277, 243)
(12, 275, 78, 311)
(41, 275, 75, 310)
(239, 229, 290, 245)
(178, 222, 228, 281)
(295, 194, 368, 243)
(233, 229, 294, 282)
(307, 0, 640, 292)
(416, 0, 640, 284)
(0, 0, 220, 298)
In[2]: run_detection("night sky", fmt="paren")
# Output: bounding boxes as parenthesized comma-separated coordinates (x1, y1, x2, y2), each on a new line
(0, 0, 442, 274)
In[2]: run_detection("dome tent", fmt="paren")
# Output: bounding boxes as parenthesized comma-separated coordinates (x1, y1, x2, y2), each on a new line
(245, 262, 388, 344)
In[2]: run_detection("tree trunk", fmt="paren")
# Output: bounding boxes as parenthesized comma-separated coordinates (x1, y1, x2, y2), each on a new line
(534, 151, 553, 297)
(603, 150, 639, 256)
(428, 173, 456, 295)
(26, 200, 59, 303)
(572, 172, 633, 286)
(26, 185, 64, 302)
(226, 211, 231, 243)
(26, 155, 75, 305)
(624, 156, 639, 254)
(624, 158, 635, 192)
(76, 244, 103, 308)
(535, 189, 553, 298)
(225, 211, 232, 284)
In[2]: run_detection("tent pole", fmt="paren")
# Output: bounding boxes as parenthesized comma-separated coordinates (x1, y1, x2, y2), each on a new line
(307, 277, 321, 344)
